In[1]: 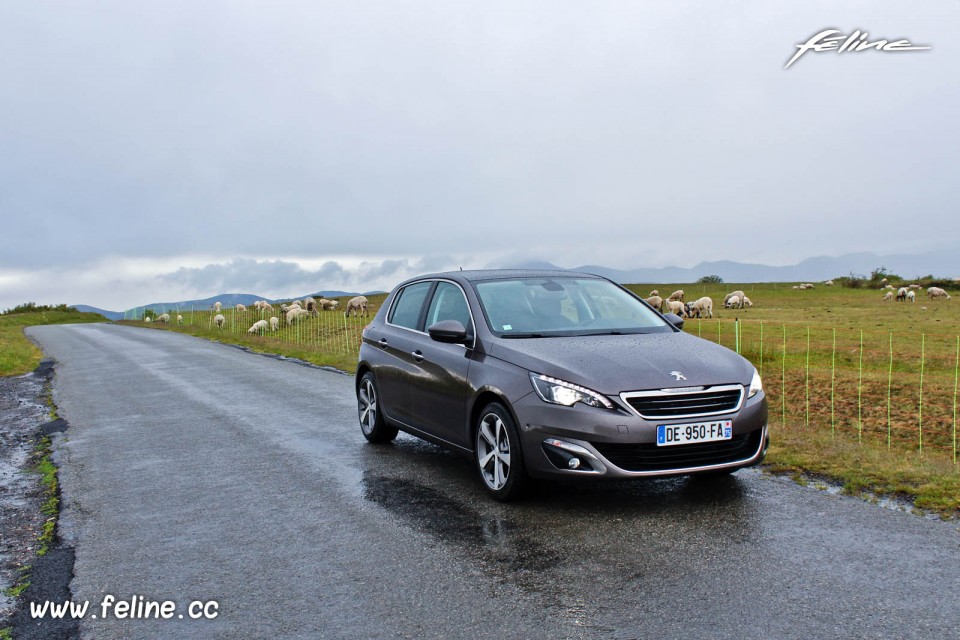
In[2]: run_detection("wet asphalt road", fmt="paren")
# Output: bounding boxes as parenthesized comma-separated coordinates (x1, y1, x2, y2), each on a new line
(25, 323, 960, 640)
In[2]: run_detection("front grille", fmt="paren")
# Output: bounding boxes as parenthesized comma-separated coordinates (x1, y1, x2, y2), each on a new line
(592, 430, 763, 473)
(622, 385, 743, 419)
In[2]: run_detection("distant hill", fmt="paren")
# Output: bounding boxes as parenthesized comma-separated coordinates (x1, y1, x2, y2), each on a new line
(120, 290, 387, 316)
(504, 250, 958, 284)
(72, 305, 123, 321)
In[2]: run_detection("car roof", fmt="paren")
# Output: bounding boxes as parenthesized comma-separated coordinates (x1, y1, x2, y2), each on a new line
(417, 269, 605, 283)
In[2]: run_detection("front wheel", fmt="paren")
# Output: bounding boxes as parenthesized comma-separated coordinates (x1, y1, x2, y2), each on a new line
(357, 372, 398, 443)
(475, 402, 527, 501)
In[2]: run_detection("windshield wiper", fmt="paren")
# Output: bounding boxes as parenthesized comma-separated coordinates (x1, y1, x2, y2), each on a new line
(501, 332, 545, 338)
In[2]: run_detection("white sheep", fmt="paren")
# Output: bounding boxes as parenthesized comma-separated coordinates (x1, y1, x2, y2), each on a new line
(304, 297, 319, 315)
(896, 287, 908, 302)
(742, 295, 753, 307)
(269, 316, 280, 331)
(927, 287, 952, 300)
(687, 296, 713, 318)
(825, 280, 834, 286)
(663, 299, 685, 316)
(319, 298, 339, 311)
(909, 284, 922, 290)
(213, 314, 225, 329)
(906, 290, 916, 302)
(644, 295, 663, 312)
(880, 277, 889, 285)
(144, 316, 152, 323)
(247, 319, 269, 334)
(667, 289, 684, 302)
(287, 307, 310, 324)
(723, 290, 745, 308)
(156, 313, 170, 323)
(344, 295, 369, 317)
(882, 291, 894, 302)
(724, 295, 741, 309)
(177, 314, 184, 325)
(213, 301, 222, 312)
(235, 303, 247, 312)
(792, 285, 800, 290)
(649, 289, 660, 297)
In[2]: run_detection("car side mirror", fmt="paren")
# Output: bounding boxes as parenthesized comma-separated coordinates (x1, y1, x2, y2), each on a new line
(663, 313, 685, 330)
(428, 319, 470, 344)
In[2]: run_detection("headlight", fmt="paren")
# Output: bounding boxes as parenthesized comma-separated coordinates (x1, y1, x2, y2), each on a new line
(530, 373, 614, 409)
(748, 368, 763, 398)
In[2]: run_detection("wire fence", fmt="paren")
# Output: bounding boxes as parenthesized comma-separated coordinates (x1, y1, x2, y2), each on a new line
(693, 317, 959, 463)
(125, 304, 373, 356)
(124, 305, 958, 463)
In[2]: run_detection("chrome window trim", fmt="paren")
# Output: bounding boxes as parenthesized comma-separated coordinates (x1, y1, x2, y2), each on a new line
(619, 383, 745, 420)
(385, 278, 477, 350)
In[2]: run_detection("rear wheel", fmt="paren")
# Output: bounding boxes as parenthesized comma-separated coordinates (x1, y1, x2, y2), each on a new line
(475, 402, 526, 501)
(357, 372, 398, 443)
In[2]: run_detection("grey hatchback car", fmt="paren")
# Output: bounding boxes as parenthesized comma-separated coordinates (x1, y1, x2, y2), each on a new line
(356, 270, 768, 500)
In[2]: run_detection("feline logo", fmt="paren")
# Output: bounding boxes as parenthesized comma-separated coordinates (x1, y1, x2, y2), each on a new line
(786, 29, 931, 69)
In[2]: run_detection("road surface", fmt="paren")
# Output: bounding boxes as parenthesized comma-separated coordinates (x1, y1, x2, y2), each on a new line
(25, 323, 960, 639)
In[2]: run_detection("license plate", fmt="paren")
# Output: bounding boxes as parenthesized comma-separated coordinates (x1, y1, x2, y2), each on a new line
(657, 420, 732, 447)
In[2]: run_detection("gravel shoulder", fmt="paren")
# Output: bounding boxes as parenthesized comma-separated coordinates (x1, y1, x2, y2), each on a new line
(0, 361, 52, 620)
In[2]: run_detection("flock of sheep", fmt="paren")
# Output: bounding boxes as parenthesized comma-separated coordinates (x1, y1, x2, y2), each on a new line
(641, 289, 753, 319)
(882, 285, 952, 303)
(202, 296, 372, 334)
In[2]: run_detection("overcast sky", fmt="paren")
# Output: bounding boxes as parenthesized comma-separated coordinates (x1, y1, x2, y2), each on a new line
(1, 1, 956, 310)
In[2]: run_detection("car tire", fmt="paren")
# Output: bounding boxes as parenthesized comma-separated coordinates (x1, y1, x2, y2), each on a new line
(357, 372, 398, 443)
(474, 402, 526, 501)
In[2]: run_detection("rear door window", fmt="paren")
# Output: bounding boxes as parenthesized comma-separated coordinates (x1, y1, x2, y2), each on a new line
(388, 281, 434, 330)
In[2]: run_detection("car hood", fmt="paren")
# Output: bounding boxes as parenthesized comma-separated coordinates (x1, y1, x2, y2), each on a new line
(487, 331, 754, 394)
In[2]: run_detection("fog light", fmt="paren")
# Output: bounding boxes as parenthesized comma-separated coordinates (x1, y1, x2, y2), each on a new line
(567, 457, 581, 470)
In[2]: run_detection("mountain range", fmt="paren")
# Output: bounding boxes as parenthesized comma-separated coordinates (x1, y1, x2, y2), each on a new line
(74, 250, 957, 318)
(505, 250, 958, 285)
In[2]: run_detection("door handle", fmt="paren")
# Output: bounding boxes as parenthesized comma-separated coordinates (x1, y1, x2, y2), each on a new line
(378, 338, 388, 350)
(412, 350, 424, 362)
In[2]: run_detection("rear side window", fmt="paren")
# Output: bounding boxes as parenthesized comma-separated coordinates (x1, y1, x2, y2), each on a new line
(388, 281, 433, 330)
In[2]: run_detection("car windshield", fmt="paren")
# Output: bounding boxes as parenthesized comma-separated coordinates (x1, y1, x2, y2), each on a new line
(473, 277, 672, 337)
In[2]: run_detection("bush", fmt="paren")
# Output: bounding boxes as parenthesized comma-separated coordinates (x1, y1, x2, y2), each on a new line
(1, 302, 74, 316)
(697, 275, 723, 284)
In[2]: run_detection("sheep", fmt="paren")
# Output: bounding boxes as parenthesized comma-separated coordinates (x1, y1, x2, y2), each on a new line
(825, 280, 834, 286)
(896, 287, 908, 302)
(742, 295, 753, 307)
(927, 287, 952, 300)
(247, 319, 269, 334)
(344, 295, 369, 317)
(177, 314, 184, 325)
(213, 314, 225, 329)
(259, 302, 273, 313)
(156, 313, 170, 323)
(304, 297, 319, 315)
(687, 296, 713, 318)
(880, 277, 889, 285)
(883, 284, 895, 291)
(235, 303, 247, 312)
(909, 284, 922, 290)
(663, 299, 685, 316)
(906, 290, 916, 302)
(723, 290, 745, 308)
(792, 285, 800, 290)
(724, 295, 741, 309)
(269, 316, 280, 331)
(649, 289, 660, 297)
(319, 298, 339, 311)
(644, 295, 663, 312)
(213, 301, 222, 312)
(882, 291, 894, 302)
(286, 307, 310, 325)
(667, 289, 684, 302)
(144, 316, 152, 323)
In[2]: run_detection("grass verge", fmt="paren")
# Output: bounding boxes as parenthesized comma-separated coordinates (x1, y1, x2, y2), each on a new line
(765, 424, 959, 516)
(0, 310, 106, 377)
